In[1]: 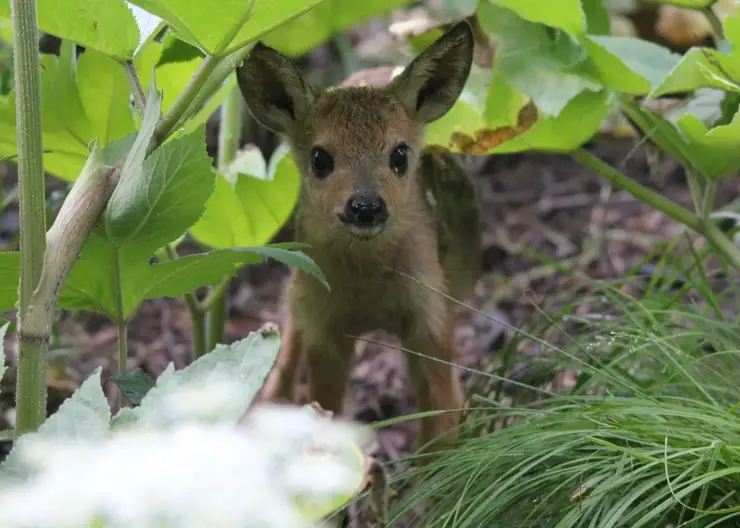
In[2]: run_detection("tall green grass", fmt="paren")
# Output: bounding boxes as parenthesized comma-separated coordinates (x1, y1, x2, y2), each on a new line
(388, 240, 740, 527)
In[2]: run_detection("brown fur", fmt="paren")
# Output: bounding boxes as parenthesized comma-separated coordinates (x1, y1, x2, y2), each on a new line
(237, 22, 481, 450)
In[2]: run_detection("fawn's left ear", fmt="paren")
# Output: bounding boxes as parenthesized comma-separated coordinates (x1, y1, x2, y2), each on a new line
(389, 21, 474, 124)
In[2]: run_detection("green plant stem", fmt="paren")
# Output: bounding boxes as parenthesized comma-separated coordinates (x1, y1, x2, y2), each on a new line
(571, 148, 740, 271)
(112, 250, 128, 408)
(163, 244, 208, 358)
(702, 6, 724, 44)
(12, 0, 48, 435)
(702, 181, 718, 223)
(123, 60, 147, 115)
(206, 85, 243, 351)
(153, 56, 216, 144)
(202, 276, 230, 314)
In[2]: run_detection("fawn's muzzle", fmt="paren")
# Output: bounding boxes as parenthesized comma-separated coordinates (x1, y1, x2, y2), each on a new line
(342, 194, 388, 227)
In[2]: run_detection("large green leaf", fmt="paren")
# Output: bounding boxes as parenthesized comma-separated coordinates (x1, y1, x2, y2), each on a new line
(58, 228, 324, 318)
(479, 3, 600, 117)
(0, 368, 110, 483)
(675, 110, 740, 180)
(105, 127, 215, 255)
(0, 0, 140, 59)
(262, 0, 413, 57)
(0, 46, 136, 182)
(489, 0, 586, 35)
(145, 244, 328, 299)
(650, 15, 740, 97)
(110, 328, 281, 429)
(190, 144, 300, 249)
(579, 36, 681, 94)
(424, 65, 608, 154)
(492, 89, 611, 153)
(127, 0, 325, 56)
(189, 172, 250, 248)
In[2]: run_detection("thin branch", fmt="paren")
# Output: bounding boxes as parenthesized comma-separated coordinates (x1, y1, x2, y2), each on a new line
(123, 60, 147, 115)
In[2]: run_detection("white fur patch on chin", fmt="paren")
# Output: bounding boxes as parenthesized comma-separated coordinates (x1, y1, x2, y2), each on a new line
(343, 224, 386, 240)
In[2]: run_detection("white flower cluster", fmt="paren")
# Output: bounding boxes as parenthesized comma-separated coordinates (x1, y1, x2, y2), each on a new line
(0, 403, 369, 528)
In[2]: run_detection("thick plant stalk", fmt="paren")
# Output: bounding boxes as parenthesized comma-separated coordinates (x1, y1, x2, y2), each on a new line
(24, 147, 120, 339)
(206, 84, 243, 352)
(12, 0, 48, 435)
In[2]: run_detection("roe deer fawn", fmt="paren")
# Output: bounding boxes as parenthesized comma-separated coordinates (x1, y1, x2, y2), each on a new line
(236, 21, 482, 449)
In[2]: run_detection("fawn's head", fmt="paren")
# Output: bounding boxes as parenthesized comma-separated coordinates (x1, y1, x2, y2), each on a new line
(237, 22, 473, 240)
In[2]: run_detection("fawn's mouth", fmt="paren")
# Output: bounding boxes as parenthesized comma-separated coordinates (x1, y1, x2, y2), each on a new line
(337, 213, 387, 239)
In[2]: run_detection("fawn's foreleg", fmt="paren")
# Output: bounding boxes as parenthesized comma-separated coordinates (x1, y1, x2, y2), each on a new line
(403, 307, 464, 450)
(304, 326, 355, 416)
(260, 309, 302, 403)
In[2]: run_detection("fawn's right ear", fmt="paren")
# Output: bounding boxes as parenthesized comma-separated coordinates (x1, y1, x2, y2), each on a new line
(236, 43, 314, 134)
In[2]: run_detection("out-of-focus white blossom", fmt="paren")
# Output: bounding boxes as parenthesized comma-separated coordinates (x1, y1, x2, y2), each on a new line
(0, 404, 369, 528)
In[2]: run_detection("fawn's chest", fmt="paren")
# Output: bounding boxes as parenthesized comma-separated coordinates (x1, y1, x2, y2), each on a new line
(289, 240, 438, 336)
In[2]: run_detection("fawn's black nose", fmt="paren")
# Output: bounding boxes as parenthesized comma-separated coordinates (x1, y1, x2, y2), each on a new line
(343, 193, 388, 226)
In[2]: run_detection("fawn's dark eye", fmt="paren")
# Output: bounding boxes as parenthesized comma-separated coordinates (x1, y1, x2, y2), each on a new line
(389, 143, 409, 175)
(310, 146, 334, 179)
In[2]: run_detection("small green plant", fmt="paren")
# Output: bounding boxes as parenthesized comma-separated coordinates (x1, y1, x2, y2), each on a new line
(388, 247, 740, 526)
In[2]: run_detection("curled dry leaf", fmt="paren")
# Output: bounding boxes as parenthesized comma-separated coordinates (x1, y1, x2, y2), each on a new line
(449, 100, 539, 154)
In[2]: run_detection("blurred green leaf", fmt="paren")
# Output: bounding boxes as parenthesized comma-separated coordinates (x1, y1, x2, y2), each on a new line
(489, 0, 586, 35)
(582, 0, 610, 35)
(675, 110, 740, 180)
(620, 96, 696, 169)
(0, 0, 140, 59)
(110, 329, 280, 429)
(479, 3, 600, 116)
(0, 47, 135, 182)
(0, 368, 110, 483)
(104, 127, 215, 255)
(127, 0, 325, 56)
(190, 144, 300, 249)
(495, 89, 610, 153)
(189, 172, 250, 248)
(650, 15, 740, 98)
(146, 244, 328, 300)
(234, 145, 300, 241)
(60, 229, 322, 318)
(425, 64, 608, 154)
(579, 36, 680, 94)
(621, 96, 740, 181)
(263, 0, 413, 57)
